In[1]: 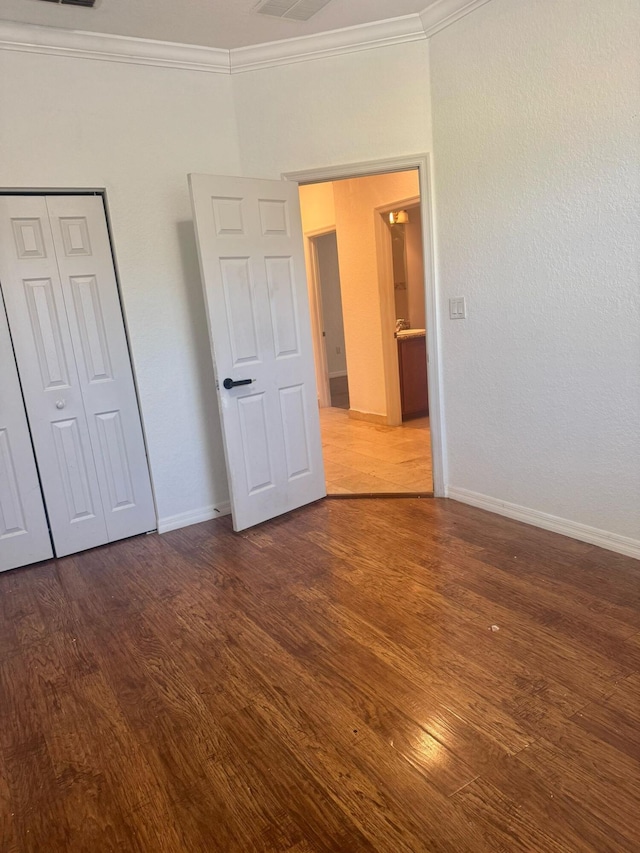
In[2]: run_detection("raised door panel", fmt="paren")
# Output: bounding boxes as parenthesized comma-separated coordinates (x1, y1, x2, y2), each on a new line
(46, 196, 156, 543)
(23, 276, 71, 389)
(279, 384, 312, 481)
(265, 256, 300, 359)
(0, 195, 108, 558)
(219, 257, 261, 366)
(237, 392, 275, 496)
(189, 174, 325, 531)
(0, 295, 53, 572)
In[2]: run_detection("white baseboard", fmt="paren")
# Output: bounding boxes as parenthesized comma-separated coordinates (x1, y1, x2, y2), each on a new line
(446, 486, 640, 560)
(328, 370, 348, 379)
(157, 501, 231, 534)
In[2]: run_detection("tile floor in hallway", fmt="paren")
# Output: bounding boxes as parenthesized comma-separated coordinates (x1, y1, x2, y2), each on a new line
(319, 406, 432, 494)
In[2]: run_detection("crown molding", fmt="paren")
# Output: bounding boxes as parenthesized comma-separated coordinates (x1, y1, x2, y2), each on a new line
(0, 2, 494, 75)
(230, 14, 425, 74)
(420, 0, 494, 38)
(0, 20, 231, 73)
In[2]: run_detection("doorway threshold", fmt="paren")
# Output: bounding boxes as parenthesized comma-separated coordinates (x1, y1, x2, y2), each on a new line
(326, 492, 434, 500)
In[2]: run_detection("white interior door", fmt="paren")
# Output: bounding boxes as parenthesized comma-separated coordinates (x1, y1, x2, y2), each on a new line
(0, 291, 53, 572)
(189, 174, 325, 531)
(46, 196, 156, 546)
(0, 195, 156, 559)
(0, 195, 108, 557)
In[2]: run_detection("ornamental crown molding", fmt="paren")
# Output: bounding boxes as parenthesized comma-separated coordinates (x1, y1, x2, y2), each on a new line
(0, 1, 493, 74)
(230, 15, 424, 74)
(420, 0, 494, 38)
(0, 20, 231, 73)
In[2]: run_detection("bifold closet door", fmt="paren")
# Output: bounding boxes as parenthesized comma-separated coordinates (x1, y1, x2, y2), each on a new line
(0, 195, 156, 559)
(0, 292, 53, 572)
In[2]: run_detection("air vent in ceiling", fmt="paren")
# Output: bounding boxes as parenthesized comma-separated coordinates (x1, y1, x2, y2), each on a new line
(38, 0, 96, 7)
(254, 0, 333, 23)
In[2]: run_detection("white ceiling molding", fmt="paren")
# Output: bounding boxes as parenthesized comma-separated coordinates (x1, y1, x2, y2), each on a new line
(419, 0, 494, 38)
(230, 14, 425, 74)
(0, 2, 494, 74)
(0, 20, 231, 74)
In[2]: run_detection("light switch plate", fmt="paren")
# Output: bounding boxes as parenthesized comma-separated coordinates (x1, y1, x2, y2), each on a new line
(449, 297, 466, 319)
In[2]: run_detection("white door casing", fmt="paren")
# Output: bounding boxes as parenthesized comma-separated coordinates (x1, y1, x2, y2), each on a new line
(189, 174, 326, 531)
(0, 195, 156, 559)
(0, 290, 53, 572)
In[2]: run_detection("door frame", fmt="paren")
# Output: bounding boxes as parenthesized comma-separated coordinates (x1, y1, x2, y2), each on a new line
(306, 226, 337, 409)
(284, 155, 446, 498)
(0, 186, 159, 527)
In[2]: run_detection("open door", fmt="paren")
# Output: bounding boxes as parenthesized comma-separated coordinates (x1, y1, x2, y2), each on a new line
(189, 174, 326, 531)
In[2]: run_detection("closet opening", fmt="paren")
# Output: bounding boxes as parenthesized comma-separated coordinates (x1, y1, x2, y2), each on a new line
(0, 191, 157, 573)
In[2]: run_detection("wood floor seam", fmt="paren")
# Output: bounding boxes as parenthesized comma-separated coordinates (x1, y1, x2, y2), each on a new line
(447, 774, 481, 798)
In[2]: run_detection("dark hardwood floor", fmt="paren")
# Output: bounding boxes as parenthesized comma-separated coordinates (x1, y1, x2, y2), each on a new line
(1, 498, 640, 852)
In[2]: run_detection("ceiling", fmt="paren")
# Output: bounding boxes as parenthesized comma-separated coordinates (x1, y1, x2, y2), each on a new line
(0, 0, 436, 49)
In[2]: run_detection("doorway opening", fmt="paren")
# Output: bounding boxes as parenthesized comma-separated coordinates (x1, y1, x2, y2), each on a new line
(312, 230, 349, 409)
(298, 168, 432, 496)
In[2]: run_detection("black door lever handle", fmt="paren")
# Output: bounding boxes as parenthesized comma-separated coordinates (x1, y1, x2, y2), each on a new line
(223, 377, 254, 390)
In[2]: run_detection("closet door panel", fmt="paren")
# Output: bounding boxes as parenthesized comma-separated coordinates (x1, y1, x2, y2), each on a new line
(0, 196, 108, 558)
(0, 294, 53, 572)
(47, 196, 156, 542)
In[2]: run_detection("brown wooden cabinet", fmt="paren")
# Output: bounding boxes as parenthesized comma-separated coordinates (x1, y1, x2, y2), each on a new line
(397, 334, 429, 419)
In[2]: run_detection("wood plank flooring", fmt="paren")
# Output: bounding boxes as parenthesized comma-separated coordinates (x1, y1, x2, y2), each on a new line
(320, 407, 432, 494)
(1, 498, 640, 852)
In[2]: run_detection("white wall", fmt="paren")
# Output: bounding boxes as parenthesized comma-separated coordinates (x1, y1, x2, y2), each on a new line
(0, 50, 241, 528)
(430, 0, 640, 543)
(233, 41, 432, 179)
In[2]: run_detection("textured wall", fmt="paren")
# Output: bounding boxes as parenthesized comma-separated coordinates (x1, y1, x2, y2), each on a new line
(430, 0, 640, 539)
(7, 0, 635, 549)
(0, 50, 241, 526)
(233, 40, 432, 179)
